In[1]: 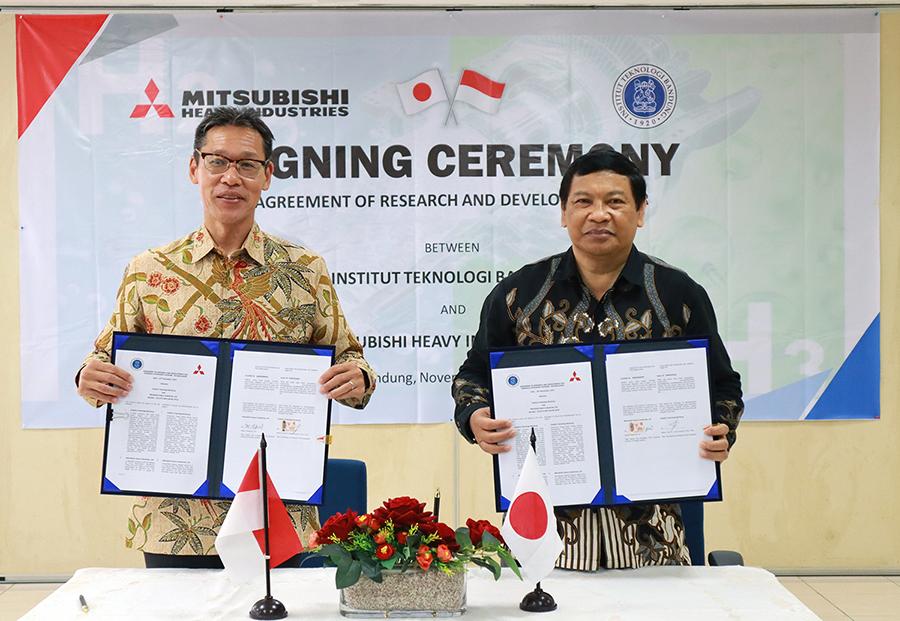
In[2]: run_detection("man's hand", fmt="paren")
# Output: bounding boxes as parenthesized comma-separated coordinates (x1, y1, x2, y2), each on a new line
(319, 362, 366, 400)
(470, 407, 516, 454)
(77, 359, 133, 405)
(699, 423, 731, 462)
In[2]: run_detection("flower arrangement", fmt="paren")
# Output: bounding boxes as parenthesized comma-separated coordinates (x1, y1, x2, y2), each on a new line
(309, 496, 521, 588)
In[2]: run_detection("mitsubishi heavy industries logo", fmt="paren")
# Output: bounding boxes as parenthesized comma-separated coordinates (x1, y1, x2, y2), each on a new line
(130, 79, 174, 118)
(395, 68, 505, 124)
(129, 78, 351, 119)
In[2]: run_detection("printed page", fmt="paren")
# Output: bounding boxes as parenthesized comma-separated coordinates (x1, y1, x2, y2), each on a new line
(492, 361, 601, 507)
(222, 349, 332, 503)
(106, 350, 216, 495)
(605, 347, 717, 501)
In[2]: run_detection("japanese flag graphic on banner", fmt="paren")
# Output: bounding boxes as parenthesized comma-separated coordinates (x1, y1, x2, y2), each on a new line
(500, 444, 563, 583)
(453, 69, 505, 114)
(215, 449, 302, 583)
(395, 69, 449, 115)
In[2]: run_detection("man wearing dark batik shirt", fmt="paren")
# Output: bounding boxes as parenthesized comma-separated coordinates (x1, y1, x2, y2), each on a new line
(452, 149, 743, 569)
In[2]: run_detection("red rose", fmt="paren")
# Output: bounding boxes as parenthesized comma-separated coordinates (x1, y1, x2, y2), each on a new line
(466, 518, 505, 547)
(316, 509, 358, 543)
(355, 514, 372, 529)
(194, 315, 211, 333)
(369, 517, 381, 530)
(397, 532, 408, 545)
(374, 532, 386, 545)
(421, 521, 460, 553)
(147, 272, 163, 287)
(161, 277, 180, 294)
(372, 496, 435, 529)
(375, 543, 395, 560)
(436, 544, 453, 562)
(416, 545, 433, 571)
(143, 316, 154, 334)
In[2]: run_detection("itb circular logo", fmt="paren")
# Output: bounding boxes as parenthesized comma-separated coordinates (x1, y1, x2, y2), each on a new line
(131, 358, 143, 370)
(613, 64, 677, 129)
(506, 375, 519, 387)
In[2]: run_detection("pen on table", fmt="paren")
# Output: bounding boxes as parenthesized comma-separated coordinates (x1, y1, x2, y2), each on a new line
(433, 488, 441, 521)
(79, 594, 89, 613)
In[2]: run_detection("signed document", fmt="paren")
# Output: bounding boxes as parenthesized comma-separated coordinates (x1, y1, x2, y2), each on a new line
(106, 350, 217, 496)
(489, 339, 720, 510)
(605, 347, 717, 502)
(101, 333, 334, 504)
(222, 348, 331, 503)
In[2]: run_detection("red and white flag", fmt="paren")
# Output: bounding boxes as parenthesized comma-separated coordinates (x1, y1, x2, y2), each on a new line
(453, 69, 505, 114)
(214, 450, 302, 583)
(396, 69, 448, 115)
(500, 445, 563, 583)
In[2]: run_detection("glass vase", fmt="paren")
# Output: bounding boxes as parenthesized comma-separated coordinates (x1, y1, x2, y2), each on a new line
(339, 568, 466, 618)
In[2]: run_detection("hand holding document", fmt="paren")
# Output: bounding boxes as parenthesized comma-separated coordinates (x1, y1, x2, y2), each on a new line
(489, 339, 720, 510)
(101, 333, 334, 504)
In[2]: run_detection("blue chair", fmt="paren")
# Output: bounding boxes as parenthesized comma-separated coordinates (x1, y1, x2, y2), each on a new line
(300, 458, 367, 567)
(680, 501, 744, 566)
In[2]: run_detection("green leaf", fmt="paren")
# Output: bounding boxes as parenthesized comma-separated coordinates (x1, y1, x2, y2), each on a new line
(128, 518, 137, 535)
(182, 250, 192, 264)
(142, 295, 160, 305)
(141, 513, 152, 531)
(481, 531, 501, 552)
(454, 527, 472, 550)
(497, 548, 522, 579)
(320, 543, 352, 569)
(381, 555, 398, 570)
(471, 556, 501, 580)
(335, 560, 362, 589)
(157, 298, 170, 313)
(135, 273, 147, 281)
(359, 557, 381, 582)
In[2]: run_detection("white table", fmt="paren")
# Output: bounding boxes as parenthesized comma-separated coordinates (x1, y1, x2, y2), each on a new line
(21, 566, 818, 620)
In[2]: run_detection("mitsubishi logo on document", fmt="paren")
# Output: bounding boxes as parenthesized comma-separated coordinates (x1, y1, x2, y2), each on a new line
(130, 79, 175, 119)
(569, 371, 581, 382)
(193, 364, 205, 375)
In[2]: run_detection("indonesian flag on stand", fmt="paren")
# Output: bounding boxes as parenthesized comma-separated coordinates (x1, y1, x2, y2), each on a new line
(453, 69, 506, 114)
(500, 445, 563, 584)
(214, 450, 302, 583)
(396, 69, 449, 115)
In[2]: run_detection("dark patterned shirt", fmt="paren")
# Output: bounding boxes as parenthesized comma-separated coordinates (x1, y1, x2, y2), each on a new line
(452, 245, 742, 569)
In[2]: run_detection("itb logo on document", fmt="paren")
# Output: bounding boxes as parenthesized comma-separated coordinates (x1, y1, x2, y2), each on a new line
(613, 64, 677, 129)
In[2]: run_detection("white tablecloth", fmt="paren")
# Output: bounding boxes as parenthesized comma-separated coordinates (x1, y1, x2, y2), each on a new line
(20, 566, 818, 620)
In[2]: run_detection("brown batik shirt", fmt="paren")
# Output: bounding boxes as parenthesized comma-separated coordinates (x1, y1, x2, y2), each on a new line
(452, 245, 742, 569)
(80, 223, 375, 555)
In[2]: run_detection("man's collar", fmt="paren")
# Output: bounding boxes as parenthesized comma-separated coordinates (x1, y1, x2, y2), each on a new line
(188, 223, 267, 266)
(559, 245, 645, 291)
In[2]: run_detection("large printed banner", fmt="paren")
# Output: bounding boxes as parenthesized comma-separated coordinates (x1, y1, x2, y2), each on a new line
(17, 10, 880, 428)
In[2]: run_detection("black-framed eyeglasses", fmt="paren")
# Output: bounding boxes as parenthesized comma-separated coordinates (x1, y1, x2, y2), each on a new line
(195, 150, 268, 179)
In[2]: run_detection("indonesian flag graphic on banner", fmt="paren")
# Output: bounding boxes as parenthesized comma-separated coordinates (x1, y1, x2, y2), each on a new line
(396, 68, 449, 115)
(215, 450, 302, 583)
(500, 444, 563, 583)
(453, 69, 505, 114)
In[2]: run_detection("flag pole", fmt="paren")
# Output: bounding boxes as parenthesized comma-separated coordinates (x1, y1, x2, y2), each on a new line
(250, 433, 288, 620)
(519, 427, 558, 613)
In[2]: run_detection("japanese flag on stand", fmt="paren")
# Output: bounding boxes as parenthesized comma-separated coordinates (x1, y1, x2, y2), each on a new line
(395, 69, 448, 115)
(500, 445, 563, 583)
(453, 69, 505, 114)
(214, 450, 302, 583)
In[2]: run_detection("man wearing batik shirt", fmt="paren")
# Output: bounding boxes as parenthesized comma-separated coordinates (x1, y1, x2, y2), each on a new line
(76, 106, 375, 568)
(452, 149, 742, 569)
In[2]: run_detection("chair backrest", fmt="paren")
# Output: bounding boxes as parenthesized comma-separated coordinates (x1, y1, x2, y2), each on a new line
(320, 458, 368, 519)
(300, 458, 367, 568)
(679, 501, 705, 566)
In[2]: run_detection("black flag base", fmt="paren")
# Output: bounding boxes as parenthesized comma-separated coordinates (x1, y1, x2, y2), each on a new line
(519, 583, 557, 613)
(249, 594, 287, 619)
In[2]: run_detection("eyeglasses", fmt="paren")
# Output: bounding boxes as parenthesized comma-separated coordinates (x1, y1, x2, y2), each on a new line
(195, 150, 268, 179)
